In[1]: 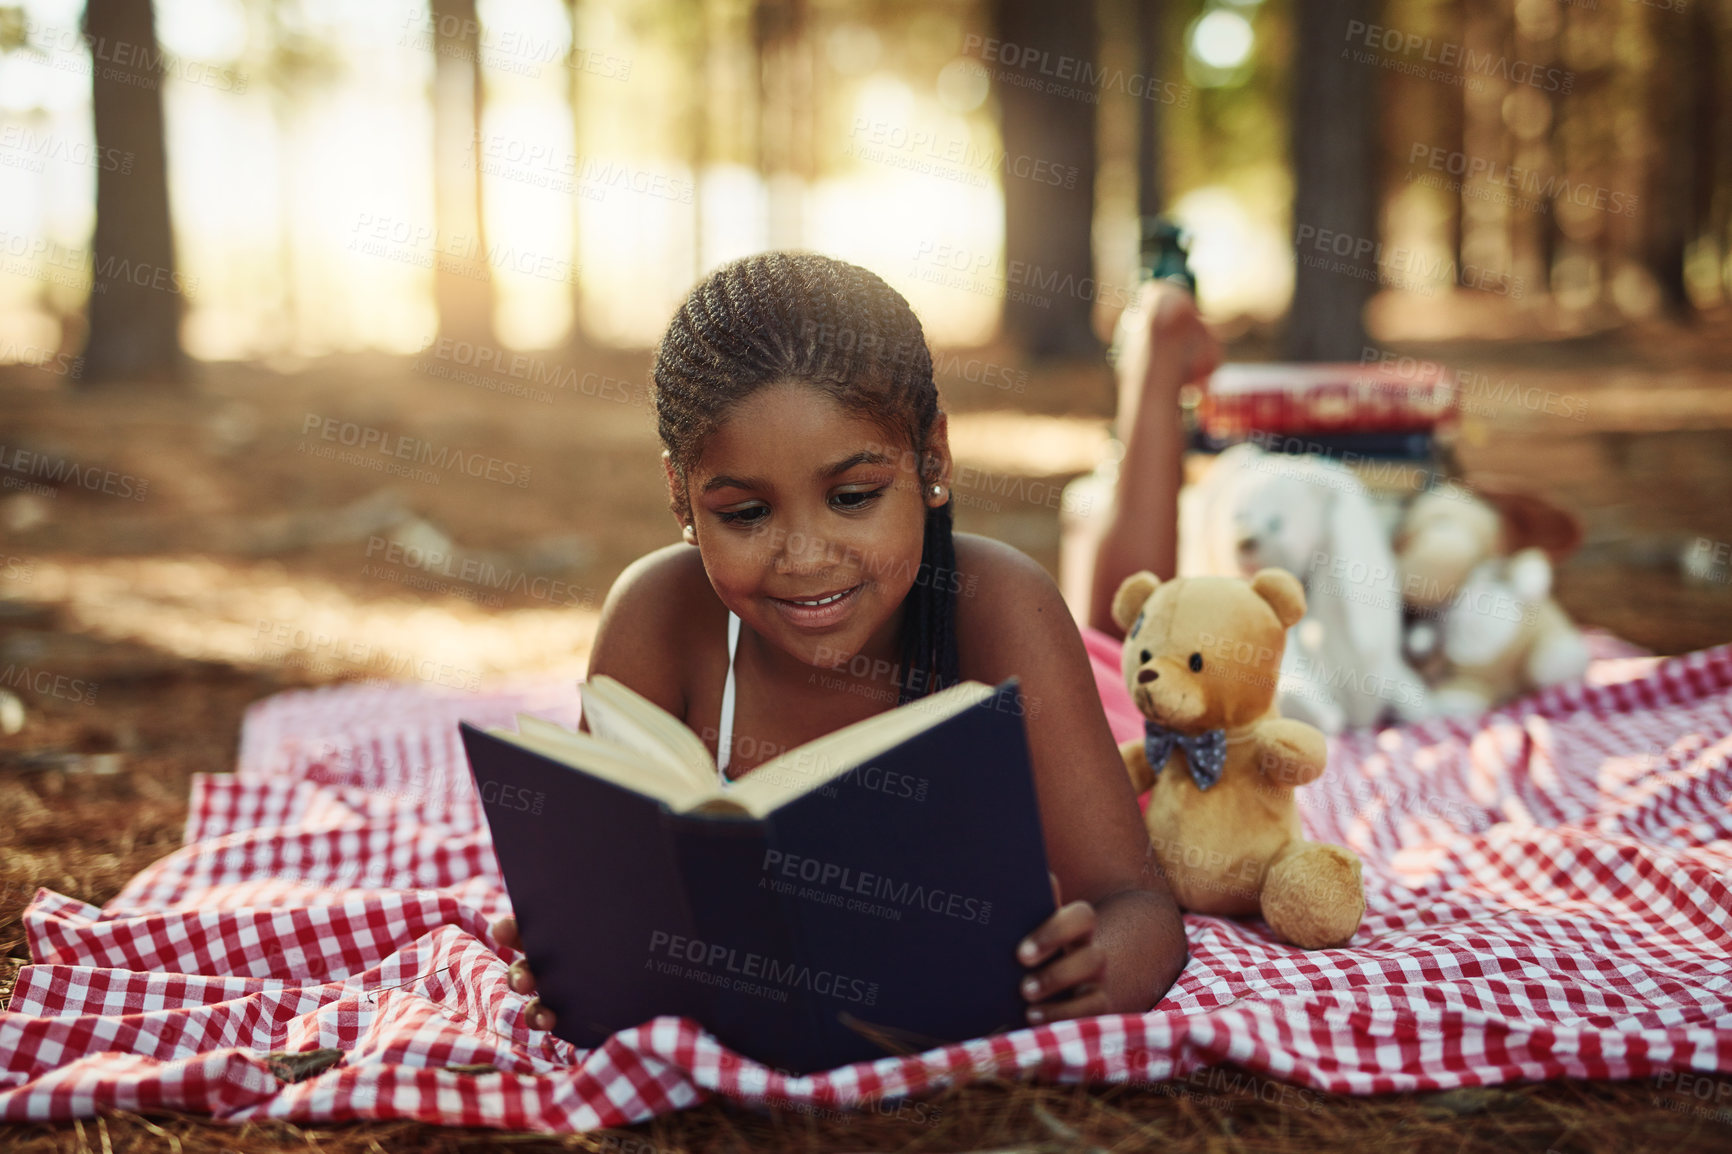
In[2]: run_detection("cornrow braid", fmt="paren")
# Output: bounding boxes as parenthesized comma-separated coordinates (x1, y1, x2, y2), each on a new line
(651, 252, 959, 702)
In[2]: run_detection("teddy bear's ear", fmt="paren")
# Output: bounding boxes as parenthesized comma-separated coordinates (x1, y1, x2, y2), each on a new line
(1250, 568, 1307, 628)
(1111, 571, 1162, 632)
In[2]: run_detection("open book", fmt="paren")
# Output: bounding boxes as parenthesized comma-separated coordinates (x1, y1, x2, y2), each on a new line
(459, 674, 1055, 1073)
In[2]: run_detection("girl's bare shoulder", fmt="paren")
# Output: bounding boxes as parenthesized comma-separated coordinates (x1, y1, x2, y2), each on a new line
(586, 543, 725, 719)
(950, 532, 1078, 673)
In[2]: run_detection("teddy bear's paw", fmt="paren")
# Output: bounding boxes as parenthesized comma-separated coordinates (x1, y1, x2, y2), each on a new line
(1261, 842, 1364, 950)
(1253, 718, 1328, 789)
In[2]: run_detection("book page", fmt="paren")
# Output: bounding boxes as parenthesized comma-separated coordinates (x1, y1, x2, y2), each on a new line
(721, 680, 996, 816)
(486, 723, 699, 806)
(579, 677, 716, 792)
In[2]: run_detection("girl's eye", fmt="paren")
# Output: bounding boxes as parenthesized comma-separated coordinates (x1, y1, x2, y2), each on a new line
(831, 488, 884, 511)
(716, 506, 768, 526)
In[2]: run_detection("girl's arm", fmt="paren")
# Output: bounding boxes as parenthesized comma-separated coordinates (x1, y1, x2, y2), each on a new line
(954, 534, 1188, 1018)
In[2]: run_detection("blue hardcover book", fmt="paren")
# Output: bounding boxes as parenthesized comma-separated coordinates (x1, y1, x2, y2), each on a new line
(457, 675, 1054, 1073)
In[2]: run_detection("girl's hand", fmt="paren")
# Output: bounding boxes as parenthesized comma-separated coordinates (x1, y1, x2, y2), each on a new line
(1016, 873, 1110, 1025)
(490, 915, 558, 1032)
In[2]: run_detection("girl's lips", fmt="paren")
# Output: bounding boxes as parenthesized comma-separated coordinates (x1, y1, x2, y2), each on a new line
(768, 583, 864, 630)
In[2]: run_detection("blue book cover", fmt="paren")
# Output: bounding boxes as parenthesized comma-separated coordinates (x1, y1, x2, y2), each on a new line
(457, 676, 1055, 1073)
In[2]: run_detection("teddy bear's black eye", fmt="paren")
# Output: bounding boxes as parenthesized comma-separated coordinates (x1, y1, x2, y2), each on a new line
(1189, 652, 1204, 672)
(1139, 649, 1151, 664)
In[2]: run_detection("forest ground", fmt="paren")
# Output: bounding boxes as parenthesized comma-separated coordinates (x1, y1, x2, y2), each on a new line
(2, 298, 1731, 1152)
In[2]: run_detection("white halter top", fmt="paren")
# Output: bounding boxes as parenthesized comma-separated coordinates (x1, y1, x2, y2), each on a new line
(716, 610, 741, 785)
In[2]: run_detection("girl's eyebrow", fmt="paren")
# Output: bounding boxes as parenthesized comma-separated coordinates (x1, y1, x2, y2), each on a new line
(701, 450, 894, 494)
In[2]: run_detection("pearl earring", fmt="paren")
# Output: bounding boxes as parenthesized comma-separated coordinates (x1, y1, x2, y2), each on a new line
(682, 523, 697, 545)
(929, 482, 947, 505)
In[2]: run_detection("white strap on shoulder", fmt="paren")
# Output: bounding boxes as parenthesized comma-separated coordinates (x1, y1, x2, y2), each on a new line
(717, 611, 741, 781)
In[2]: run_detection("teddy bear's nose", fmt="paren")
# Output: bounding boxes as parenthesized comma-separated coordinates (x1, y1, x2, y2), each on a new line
(1137, 668, 1159, 683)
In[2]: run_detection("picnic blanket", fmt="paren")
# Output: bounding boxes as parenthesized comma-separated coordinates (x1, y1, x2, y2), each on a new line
(2, 628, 1729, 1131)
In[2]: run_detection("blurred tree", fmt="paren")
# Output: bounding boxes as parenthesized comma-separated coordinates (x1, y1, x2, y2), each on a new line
(989, 0, 1100, 360)
(1286, 0, 1377, 361)
(431, 0, 495, 345)
(1135, 0, 1163, 219)
(81, 0, 183, 383)
(1643, 0, 1719, 318)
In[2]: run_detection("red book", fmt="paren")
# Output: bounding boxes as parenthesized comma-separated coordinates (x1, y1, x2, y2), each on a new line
(1196, 362, 1458, 439)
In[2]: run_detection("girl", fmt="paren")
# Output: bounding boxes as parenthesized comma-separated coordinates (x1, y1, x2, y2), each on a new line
(494, 252, 1215, 1031)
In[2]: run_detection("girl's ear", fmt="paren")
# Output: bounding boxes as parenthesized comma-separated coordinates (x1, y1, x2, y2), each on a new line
(662, 450, 685, 523)
(925, 410, 953, 496)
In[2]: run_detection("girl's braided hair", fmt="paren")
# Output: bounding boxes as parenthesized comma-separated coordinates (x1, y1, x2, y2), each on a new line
(651, 252, 959, 704)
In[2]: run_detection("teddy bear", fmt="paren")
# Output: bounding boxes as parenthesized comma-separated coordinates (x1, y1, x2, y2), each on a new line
(1112, 567, 1365, 950)
(1396, 484, 1589, 710)
(1409, 548, 1591, 716)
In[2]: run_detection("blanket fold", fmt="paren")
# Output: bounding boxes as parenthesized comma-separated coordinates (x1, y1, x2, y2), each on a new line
(2, 633, 1728, 1130)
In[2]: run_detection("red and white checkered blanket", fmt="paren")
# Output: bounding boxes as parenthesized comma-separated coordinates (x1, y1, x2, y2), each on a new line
(3, 630, 1729, 1130)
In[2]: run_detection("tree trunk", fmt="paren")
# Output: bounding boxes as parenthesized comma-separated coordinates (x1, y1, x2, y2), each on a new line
(1135, 0, 1163, 219)
(1284, 0, 1379, 361)
(1642, 0, 1712, 318)
(80, 0, 182, 383)
(431, 0, 494, 345)
(989, 0, 1100, 360)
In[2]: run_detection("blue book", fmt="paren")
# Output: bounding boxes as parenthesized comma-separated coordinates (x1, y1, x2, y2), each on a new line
(457, 675, 1054, 1073)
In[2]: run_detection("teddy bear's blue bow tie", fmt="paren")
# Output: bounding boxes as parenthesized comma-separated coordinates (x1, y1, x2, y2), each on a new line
(1143, 721, 1228, 791)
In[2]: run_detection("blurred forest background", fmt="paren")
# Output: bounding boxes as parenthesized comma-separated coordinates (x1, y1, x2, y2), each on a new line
(2, 2, 1732, 1150)
(0, 0, 1726, 370)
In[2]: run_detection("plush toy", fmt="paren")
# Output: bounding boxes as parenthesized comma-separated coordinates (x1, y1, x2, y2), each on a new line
(1396, 484, 1589, 711)
(1178, 442, 1429, 734)
(1408, 548, 1591, 715)
(1111, 567, 1365, 949)
(1395, 481, 1582, 612)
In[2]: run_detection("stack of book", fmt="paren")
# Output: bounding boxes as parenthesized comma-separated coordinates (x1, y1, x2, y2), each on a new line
(1187, 362, 1457, 463)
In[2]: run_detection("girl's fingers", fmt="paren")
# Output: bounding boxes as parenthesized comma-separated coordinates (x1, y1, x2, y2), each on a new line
(1025, 984, 1111, 1025)
(1015, 900, 1097, 969)
(524, 998, 557, 1032)
(508, 958, 537, 996)
(1020, 943, 1106, 1005)
(491, 915, 521, 953)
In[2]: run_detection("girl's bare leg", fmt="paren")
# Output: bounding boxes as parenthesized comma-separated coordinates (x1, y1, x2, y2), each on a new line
(1069, 282, 1222, 638)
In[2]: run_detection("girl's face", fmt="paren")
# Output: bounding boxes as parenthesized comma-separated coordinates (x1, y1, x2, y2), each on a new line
(668, 380, 950, 671)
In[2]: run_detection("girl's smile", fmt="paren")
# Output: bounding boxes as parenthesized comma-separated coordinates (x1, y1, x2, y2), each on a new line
(669, 380, 949, 675)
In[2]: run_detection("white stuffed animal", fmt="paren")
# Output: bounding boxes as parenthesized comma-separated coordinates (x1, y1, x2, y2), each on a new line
(1179, 443, 1430, 733)
(1408, 547, 1590, 716)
